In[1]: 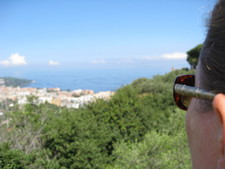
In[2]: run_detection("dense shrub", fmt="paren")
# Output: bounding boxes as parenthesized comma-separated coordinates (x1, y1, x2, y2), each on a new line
(107, 130, 190, 169)
(0, 69, 194, 168)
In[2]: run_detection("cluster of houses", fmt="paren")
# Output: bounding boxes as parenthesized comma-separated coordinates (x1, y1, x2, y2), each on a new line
(0, 86, 114, 109)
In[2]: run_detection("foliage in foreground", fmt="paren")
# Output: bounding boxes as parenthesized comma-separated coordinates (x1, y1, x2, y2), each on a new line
(0, 69, 194, 168)
(108, 110, 190, 169)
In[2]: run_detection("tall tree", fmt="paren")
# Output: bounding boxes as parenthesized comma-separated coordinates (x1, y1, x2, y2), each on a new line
(186, 44, 203, 69)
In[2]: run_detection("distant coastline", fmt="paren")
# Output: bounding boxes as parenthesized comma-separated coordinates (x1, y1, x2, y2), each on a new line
(0, 85, 114, 109)
(0, 77, 32, 87)
(1, 68, 170, 92)
(19, 69, 161, 92)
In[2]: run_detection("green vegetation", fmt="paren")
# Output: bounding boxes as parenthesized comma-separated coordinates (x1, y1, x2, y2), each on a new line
(186, 44, 203, 69)
(2, 77, 32, 87)
(0, 69, 194, 169)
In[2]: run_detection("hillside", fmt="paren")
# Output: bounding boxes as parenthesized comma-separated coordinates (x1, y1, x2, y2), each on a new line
(0, 69, 195, 169)
(0, 77, 32, 87)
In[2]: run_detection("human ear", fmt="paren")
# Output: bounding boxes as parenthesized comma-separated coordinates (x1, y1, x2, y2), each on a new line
(213, 94, 225, 168)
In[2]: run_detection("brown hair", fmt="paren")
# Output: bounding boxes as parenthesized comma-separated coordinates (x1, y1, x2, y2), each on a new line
(198, 0, 225, 93)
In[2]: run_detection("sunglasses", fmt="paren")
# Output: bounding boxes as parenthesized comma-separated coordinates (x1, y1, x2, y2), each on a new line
(173, 75, 216, 111)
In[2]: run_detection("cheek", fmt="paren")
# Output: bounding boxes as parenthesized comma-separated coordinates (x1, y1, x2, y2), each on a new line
(186, 100, 221, 168)
(186, 110, 218, 147)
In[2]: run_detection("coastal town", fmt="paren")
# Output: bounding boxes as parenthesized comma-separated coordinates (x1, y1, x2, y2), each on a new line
(0, 79, 114, 109)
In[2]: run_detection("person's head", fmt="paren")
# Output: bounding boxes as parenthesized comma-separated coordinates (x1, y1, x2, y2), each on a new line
(186, 0, 225, 168)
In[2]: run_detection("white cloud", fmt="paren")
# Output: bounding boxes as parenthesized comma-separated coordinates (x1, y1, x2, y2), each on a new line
(0, 60, 10, 65)
(90, 60, 106, 64)
(140, 52, 187, 60)
(140, 56, 161, 61)
(162, 52, 187, 59)
(0, 53, 27, 66)
(48, 60, 60, 65)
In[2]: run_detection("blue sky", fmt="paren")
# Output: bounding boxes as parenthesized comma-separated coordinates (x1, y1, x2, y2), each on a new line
(0, 0, 215, 72)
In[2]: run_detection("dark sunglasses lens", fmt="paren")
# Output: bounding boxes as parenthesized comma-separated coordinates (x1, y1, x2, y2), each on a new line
(174, 75, 195, 110)
(180, 95, 191, 107)
(176, 75, 194, 86)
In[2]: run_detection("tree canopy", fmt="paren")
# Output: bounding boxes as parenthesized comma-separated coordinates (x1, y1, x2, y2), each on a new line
(186, 44, 203, 69)
(0, 69, 195, 168)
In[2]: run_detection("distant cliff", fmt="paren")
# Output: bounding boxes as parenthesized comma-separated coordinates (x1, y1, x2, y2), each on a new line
(0, 77, 32, 87)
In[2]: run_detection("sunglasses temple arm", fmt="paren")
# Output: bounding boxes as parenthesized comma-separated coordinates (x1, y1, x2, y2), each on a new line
(174, 84, 216, 100)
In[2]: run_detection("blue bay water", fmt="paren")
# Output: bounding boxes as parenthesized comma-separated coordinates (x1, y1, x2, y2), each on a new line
(19, 68, 168, 92)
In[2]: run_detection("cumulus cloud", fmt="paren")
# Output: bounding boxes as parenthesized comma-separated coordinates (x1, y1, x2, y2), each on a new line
(48, 60, 60, 65)
(0, 53, 27, 66)
(90, 60, 106, 64)
(140, 56, 161, 61)
(162, 52, 187, 59)
(140, 52, 187, 60)
(0, 60, 10, 65)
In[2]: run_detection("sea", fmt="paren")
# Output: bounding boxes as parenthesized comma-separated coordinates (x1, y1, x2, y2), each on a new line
(17, 68, 169, 93)
(0, 64, 181, 93)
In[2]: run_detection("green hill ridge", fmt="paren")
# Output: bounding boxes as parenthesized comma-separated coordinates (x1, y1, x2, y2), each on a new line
(0, 77, 32, 87)
(0, 69, 194, 169)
